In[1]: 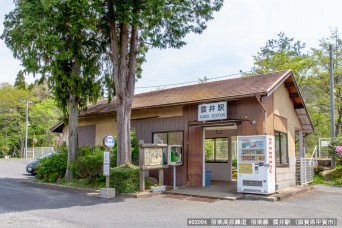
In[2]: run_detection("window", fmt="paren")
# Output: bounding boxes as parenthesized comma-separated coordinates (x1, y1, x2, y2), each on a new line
(78, 125, 96, 147)
(153, 131, 183, 165)
(275, 131, 288, 165)
(152, 131, 183, 145)
(205, 138, 228, 162)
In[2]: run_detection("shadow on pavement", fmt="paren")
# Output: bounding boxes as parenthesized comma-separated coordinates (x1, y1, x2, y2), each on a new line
(0, 177, 126, 215)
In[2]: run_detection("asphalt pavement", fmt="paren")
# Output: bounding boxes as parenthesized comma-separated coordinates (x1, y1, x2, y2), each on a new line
(0, 159, 341, 228)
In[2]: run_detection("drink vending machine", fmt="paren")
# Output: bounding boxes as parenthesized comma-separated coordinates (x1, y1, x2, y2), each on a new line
(237, 135, 275, 194)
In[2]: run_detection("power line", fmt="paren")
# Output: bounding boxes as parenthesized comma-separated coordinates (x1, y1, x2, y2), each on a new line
(136, 70, 252, 89)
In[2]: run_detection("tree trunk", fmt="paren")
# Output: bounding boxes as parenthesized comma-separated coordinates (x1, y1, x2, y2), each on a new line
(107, 1, 138, 166)
(65, 92, 79, 180)
(116, 99, 132, 165)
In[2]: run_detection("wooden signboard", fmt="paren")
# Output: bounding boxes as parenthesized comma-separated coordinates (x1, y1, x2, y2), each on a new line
(139, 141, 169, 192)
(143, 147, 163, 167)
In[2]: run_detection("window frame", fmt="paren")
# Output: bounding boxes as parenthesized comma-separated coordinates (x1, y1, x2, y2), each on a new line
(274, 131, 289, 167)
(152, 131, 184, 147)
(205, 137, 229, 163)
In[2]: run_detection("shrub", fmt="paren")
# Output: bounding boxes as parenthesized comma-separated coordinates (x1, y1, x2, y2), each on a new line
(72, 146, 106, 183)
(36, 146, 68, 182)
(110, 164, 139, 193)
(328, 137, 342, 165)
(145, 176, 158, 189)
(232, 159, 237, 168)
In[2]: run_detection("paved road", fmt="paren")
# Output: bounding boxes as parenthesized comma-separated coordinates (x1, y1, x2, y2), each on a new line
(0, 159, 341, 227)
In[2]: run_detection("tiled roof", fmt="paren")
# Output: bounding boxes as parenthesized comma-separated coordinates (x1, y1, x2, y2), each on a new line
(132, 70, 291, 109)
(80, 70, 291, 117)
(80, 99, 118, 117)
(54, 70, 313, 134)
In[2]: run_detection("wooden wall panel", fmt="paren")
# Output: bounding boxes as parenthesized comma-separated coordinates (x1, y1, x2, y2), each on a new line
(132, 116, 186, 186)
(130, 96, 275, 187)
(132, 116, 184, 143)
(187, 126, 203, 186)
(228, 98, 264, 135)
(184, 104, 203, 187)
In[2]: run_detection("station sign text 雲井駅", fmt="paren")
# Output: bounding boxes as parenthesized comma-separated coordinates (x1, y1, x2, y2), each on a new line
(198, 101, 227, 121)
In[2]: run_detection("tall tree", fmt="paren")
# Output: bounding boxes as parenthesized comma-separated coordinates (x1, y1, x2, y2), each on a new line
(0, 83, 33, 156)
(251, 32, 313, 93)
(309, 30, 342, 137)
(2, 0, 107, 179)
(250, 33, 317, 151)
(14, 70, 26, 90)
(30, 98, 61, 147)
(104, 0, 224, 165)
(250, 31, 342, 151)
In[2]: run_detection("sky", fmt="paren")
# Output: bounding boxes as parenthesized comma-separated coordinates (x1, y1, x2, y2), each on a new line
(0, 0, 341, 94)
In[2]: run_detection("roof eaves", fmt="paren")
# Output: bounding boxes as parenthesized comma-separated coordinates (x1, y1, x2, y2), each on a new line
(266, 70, 314, 134)
(132, 93, 267, 111)
(265, 70, 292, 96)
(50, 121, 64, 133)
(287, 73, 314, 134)
(79, 111, 116, 119)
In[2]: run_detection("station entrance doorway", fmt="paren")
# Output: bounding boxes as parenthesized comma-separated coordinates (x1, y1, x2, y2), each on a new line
(202, 125, 238, 193)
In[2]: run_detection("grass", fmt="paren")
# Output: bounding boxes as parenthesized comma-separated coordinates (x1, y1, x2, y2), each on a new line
(311, 175, 325, 185)
(34, 177, 105, 189)
(311, 166, 342, 186)
(57, 179, 105, 189)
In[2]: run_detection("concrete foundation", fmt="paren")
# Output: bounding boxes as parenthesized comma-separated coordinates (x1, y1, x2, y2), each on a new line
(100, 188, 116, 199)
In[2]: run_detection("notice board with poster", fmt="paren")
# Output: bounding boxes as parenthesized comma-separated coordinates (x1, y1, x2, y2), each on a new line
(138, 141, 169, 192)
(237, 135, 275, 195)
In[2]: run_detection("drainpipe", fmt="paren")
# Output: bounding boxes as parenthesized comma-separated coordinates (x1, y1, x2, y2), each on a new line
(255, 94, 267, 135)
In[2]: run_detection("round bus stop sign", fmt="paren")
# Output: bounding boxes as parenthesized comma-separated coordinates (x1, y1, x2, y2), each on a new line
(103, 135, 115, 149)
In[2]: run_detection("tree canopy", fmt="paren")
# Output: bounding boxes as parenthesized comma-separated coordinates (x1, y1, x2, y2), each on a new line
(0, 83, 59, 156)
(104, 0, 224, 165)
(3, 0, 224, 169)
(2, 0, 108, 179)
(251, 30, 342, 152)
(309, 30, 342, 137)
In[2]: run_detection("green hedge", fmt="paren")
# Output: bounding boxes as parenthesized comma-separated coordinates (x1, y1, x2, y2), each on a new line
(110, 164, 139, 193)
(71, 146, 106, 183)
(36, 146, 68, 182)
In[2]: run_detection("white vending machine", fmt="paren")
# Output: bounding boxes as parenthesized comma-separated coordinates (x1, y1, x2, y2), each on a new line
(237, 135, 275, 194)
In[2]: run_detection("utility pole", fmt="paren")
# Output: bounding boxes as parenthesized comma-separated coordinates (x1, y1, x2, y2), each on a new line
(25, 100, 29, 159)
(329, 44, 336, 168)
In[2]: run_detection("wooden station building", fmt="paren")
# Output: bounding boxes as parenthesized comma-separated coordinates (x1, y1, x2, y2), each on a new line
(52, 70, 313, 190)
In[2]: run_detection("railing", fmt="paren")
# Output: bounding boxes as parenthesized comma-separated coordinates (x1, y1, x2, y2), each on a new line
(300, 146, 317, 185)
(300, 158, 314, 185)
(26, 147, 54, 159)
(309, 145, 318, 166)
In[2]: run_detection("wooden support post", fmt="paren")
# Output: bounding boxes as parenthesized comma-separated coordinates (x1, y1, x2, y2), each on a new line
(158, 168, 164, 185)
(139, 140, 144, 192)
(140, 169, 145, 192)
(299, 130, 304, 158)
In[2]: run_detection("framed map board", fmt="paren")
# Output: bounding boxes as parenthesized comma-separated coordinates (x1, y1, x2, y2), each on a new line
(143, 147, 163, 166)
